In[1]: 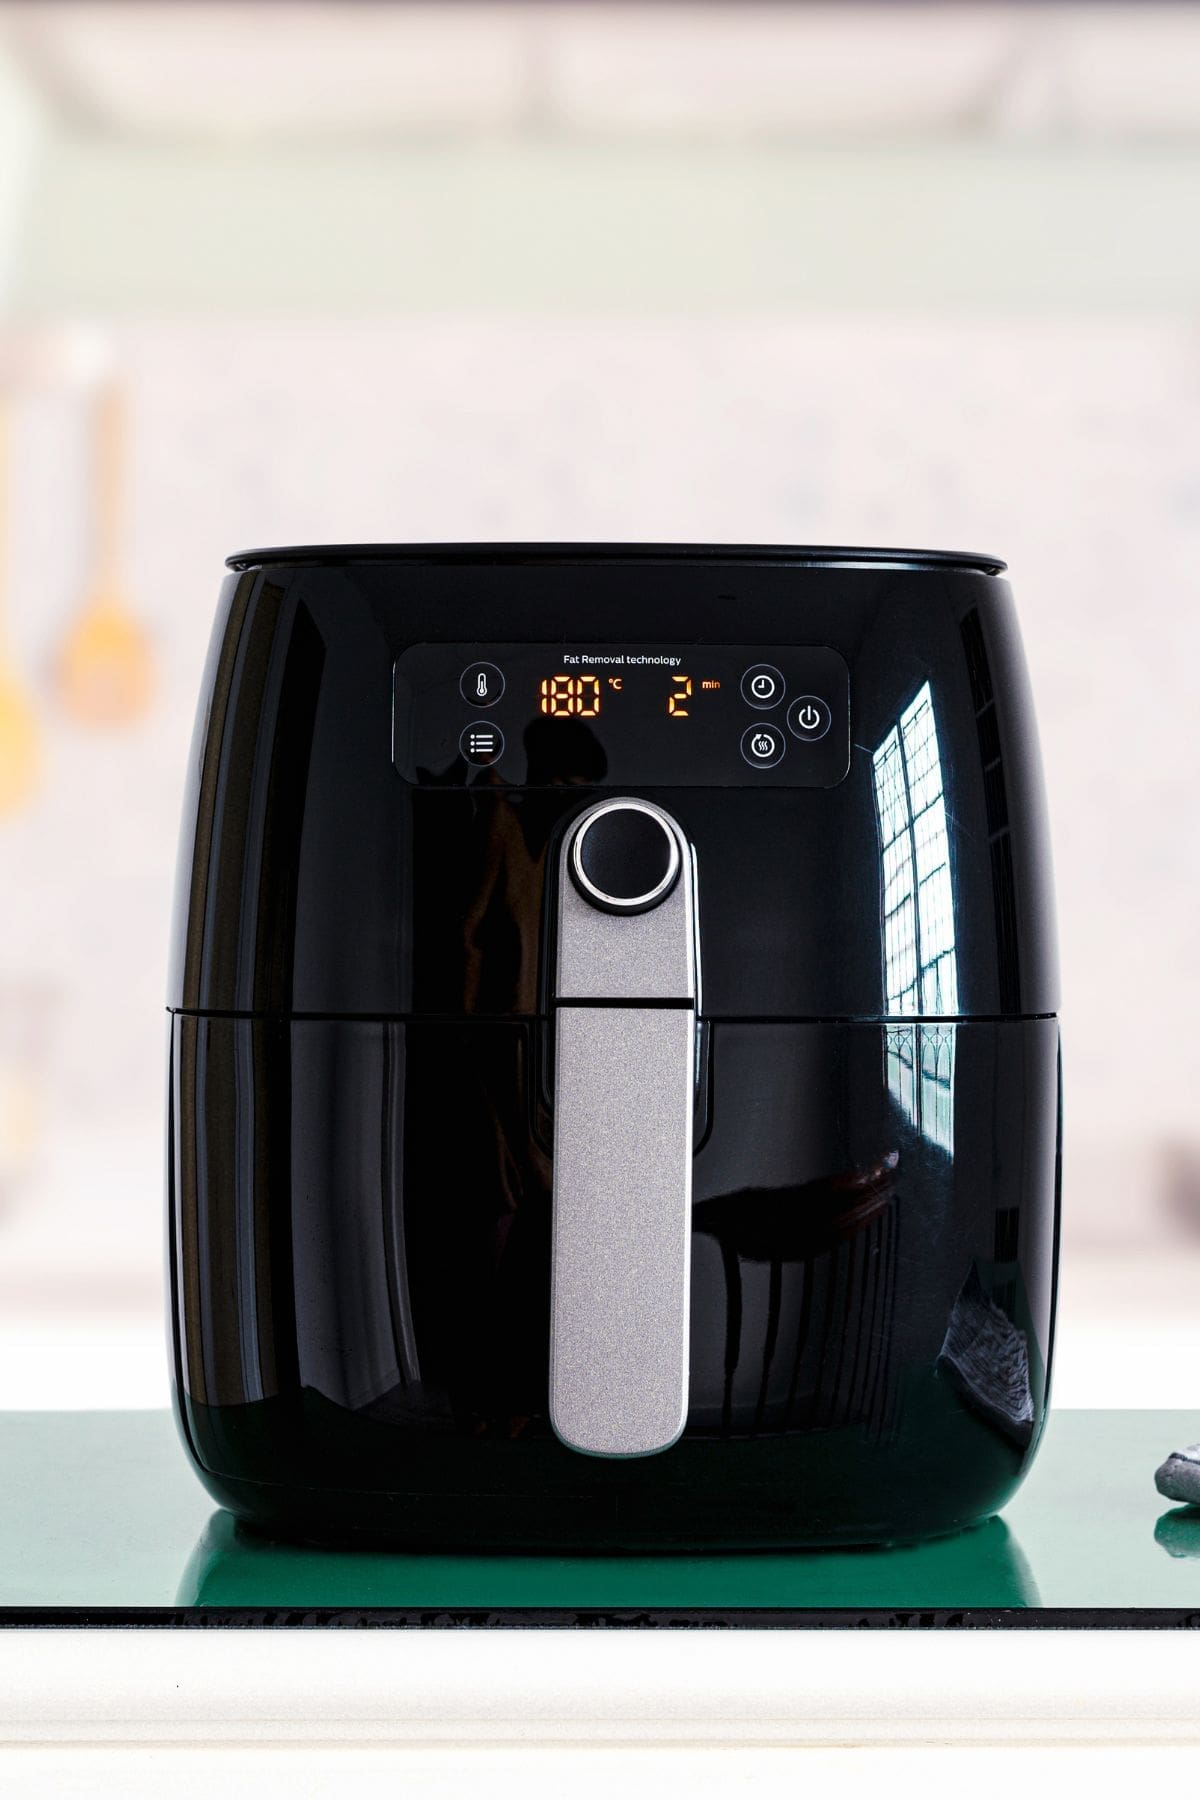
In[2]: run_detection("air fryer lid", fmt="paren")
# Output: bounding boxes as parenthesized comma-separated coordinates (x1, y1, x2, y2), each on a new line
(168, 545, 1056, 1022)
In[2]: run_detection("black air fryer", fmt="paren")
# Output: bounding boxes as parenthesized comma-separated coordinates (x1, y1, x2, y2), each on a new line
(168, 545, 1060, 1548)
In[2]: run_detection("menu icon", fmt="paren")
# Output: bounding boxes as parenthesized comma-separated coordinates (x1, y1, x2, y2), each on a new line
(460, 721, 505, 767)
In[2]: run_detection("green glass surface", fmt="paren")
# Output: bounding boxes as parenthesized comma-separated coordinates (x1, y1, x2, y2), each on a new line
(0, 1410, 1197, 1616)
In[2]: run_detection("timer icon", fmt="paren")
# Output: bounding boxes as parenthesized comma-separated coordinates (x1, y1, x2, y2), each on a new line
(740, 663, 785, 709)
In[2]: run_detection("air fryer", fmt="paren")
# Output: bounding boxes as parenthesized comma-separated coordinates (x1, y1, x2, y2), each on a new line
(167, 544, 1061, 1548)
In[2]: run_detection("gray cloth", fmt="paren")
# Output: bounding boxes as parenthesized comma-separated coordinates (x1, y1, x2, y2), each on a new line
(1155, 1441, 1200, 1506)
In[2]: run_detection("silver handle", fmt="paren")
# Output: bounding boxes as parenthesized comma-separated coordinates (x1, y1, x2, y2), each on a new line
(549, 799, 699, 1458)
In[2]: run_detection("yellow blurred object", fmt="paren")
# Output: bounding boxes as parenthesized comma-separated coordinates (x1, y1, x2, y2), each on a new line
(56, 381, 155, 728)
(0, 397, 42, 817)
(56, 590, 155, 726)
(0, 1066, 40, 1182)
(0, 665, 41, 817)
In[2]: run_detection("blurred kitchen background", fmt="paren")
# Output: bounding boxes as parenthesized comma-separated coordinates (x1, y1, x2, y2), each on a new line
(0, 0, 1197, 1409)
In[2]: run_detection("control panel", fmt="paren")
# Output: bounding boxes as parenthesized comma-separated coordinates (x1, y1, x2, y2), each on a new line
(392, 643, 850, 788)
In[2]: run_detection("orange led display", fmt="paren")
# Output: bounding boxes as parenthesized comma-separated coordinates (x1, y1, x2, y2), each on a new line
(668, 675, 692, 718)
(540, 674, 602, 717)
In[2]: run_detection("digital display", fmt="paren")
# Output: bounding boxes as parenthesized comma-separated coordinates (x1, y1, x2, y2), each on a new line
(393, 643, 850, 789)
(536, 665, 710, 722)
(536, 668, 719, 721)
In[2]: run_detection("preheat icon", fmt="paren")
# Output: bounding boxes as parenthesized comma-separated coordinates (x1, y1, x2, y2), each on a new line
(739, 723, 785, 768)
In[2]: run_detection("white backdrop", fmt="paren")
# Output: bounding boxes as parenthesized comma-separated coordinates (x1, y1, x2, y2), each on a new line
(2, 315, 1198, 1397)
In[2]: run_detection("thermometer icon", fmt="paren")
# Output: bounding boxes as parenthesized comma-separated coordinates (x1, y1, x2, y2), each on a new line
(461, 662, 505, 706)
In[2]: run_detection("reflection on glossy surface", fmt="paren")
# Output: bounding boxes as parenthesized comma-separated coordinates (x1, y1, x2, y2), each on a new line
(694, 1153, 899, 1439)
(874, 680, 958, 1152)
(453, 721, 609, 1013)
(937, 1265, 1035, 1445)
(177, 1509, 1040, 1613)
(1155, 1508, 1200, 1560)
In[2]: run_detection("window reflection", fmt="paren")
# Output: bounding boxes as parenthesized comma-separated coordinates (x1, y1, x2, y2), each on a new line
(873, 682, 958, 1154)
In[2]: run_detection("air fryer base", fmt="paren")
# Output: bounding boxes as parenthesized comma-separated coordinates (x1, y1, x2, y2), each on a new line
(170, 1015, 1060, 1551)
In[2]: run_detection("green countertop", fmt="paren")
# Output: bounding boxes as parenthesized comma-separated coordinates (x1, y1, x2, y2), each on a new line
(1, 1409, 1197, 1625)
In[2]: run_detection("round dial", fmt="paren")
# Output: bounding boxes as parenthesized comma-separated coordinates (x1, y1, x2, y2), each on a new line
(569, 801, 682, 914)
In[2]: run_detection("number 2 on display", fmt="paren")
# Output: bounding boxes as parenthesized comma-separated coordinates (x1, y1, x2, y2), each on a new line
(668, 675, 692, 718)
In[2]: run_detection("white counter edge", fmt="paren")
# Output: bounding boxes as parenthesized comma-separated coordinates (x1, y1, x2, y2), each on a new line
(0, 1630, 1197, 1748)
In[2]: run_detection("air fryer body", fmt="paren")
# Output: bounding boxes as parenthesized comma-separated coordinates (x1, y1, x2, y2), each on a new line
(168, 546, 1061, 1548)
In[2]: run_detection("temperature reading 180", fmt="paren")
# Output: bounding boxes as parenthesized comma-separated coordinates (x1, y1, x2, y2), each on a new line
(540, 675, 602, 717)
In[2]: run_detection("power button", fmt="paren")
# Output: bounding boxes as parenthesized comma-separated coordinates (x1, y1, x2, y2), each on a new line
(787, 695, 832, 742)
